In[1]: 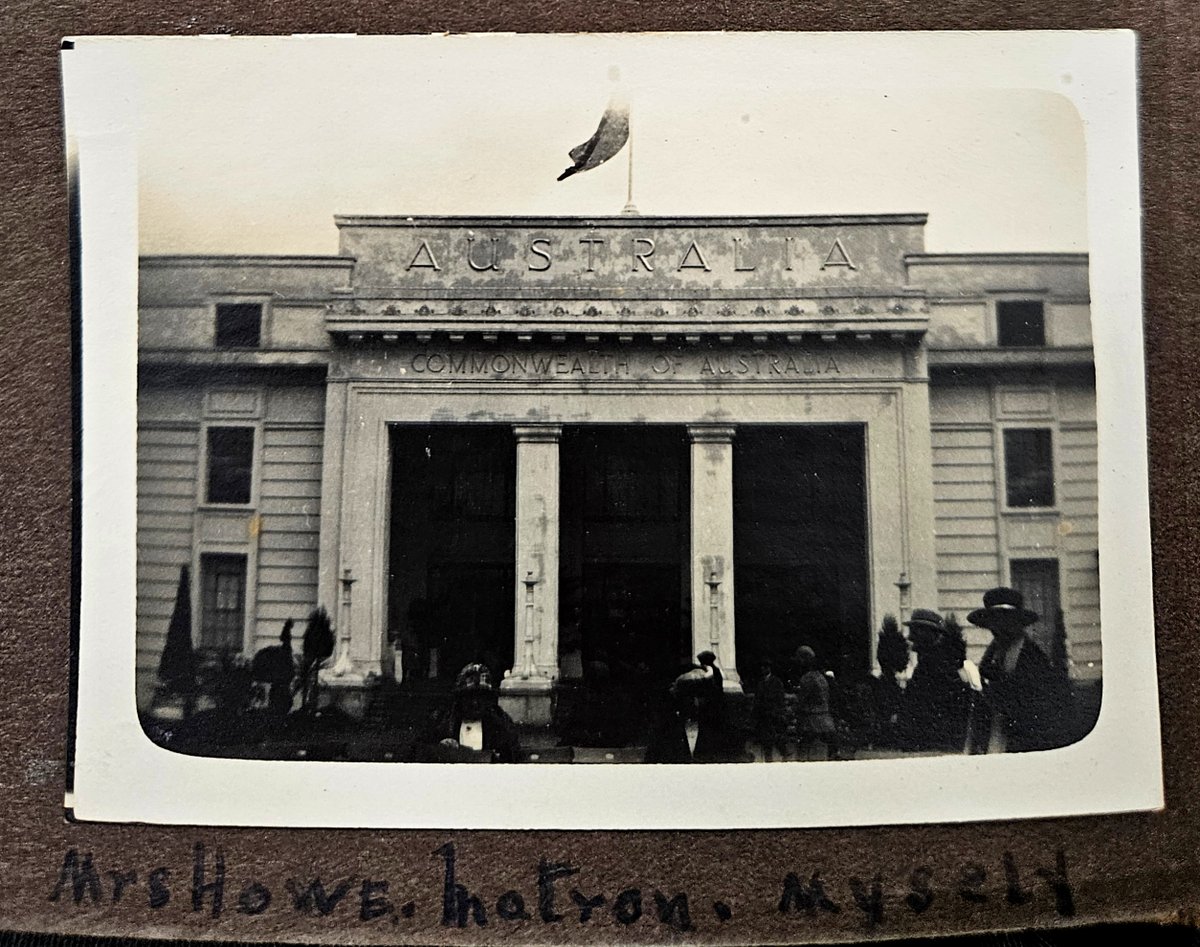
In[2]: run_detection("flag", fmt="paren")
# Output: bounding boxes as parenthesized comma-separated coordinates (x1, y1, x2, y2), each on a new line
(557, 97, 630, 181)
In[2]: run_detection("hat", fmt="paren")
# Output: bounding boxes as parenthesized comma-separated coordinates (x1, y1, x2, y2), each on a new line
(903, 609, 945, 634)
(454, 663, 495, 692)
(967, 587, 1038, 630)
(697, 650, 717, 667)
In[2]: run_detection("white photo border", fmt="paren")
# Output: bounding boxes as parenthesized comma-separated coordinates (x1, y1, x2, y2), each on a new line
(65, 30, 1159, 828)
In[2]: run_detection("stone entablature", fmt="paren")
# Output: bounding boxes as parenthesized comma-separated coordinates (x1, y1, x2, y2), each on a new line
(139, 255, 354, 306)
(336, 212, 921, 280)
(329, 215, 932, 338)
(323, 295, 931, 338)
(137, 229, 1093, 357)
(926, 348, 1095, 372)
(904, 252, 1090, 300)
(326, 340, 923, 386)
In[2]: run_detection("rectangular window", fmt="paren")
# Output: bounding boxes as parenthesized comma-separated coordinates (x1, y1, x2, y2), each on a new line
(1010, 558, 1064, 665)
(996, 300, 1046, 347)
(205, 426, 254, 504)
(215, 302, 263, 348)
(199, 553, 247, 652)
(1004, 428, 1055, 507)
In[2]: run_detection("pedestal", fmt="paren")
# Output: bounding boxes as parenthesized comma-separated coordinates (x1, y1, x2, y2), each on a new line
(317, 670, 379, 721)
(498, 678, 555, 728)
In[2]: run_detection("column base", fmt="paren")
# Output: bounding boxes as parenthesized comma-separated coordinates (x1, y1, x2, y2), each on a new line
(499, 677, 555, 727)
(318, 669, 380, 721)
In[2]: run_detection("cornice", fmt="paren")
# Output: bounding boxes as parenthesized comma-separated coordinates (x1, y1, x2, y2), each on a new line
(334, 213, 930, 229)
(906, 252, 1089, 266)
(140, 255, 354, 268)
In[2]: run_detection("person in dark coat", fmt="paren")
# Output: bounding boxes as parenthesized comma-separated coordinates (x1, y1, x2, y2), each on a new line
(430, 663, 521, 762)
(300, 606, 335, 712)
(662, 652, 739, 762)
(643, 665, 694, 763)
(751, 659, 789, 761)
(689, 651, 735, 762)
(793, 646, 839, 760)
(251, 619, 296, 718)
(894, 609, 973, 753)
(966, 588, 1073, 753)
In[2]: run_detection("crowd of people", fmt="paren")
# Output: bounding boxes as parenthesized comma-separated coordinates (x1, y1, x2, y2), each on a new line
(552, 584, 1076, 763)
(223, 584, 1076, 763)
(743, 585, 1076, 760)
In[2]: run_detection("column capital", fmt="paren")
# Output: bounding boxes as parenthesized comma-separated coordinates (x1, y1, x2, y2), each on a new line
(513, 423, 563, 443)
(687, 423, 737, 444)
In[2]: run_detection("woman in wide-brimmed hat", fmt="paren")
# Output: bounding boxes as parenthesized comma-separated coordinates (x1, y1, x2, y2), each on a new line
(967, 588, 1072, 753)
(424, 662, 521, 762)
(894, 609, 975, 753)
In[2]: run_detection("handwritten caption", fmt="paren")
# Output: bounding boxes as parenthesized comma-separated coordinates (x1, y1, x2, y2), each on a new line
(49, 842, 1075, 932)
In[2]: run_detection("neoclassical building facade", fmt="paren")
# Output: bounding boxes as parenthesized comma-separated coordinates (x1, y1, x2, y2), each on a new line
(136, 214, 1099, 724)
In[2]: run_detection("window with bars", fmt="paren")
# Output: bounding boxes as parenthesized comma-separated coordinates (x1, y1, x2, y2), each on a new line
(205, 426, 254, 504)
(199, 553, 247, 652)
(1003, 428, 1056, 508)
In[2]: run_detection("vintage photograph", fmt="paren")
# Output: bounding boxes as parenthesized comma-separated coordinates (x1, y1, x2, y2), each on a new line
(66, 32, 1157, 826)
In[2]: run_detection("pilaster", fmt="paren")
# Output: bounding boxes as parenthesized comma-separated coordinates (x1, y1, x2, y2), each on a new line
(688, 424, 741, 690)
(500, 423, 562, 725)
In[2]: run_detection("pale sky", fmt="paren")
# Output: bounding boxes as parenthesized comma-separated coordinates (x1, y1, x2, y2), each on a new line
(104, 34, 1089, 256)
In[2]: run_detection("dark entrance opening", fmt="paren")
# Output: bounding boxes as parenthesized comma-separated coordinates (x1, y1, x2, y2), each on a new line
(1009, 558, 1064, 670)
(388, 425, 515, 686)
(733, 425, 869, 682)
(559, 426, 691, 691)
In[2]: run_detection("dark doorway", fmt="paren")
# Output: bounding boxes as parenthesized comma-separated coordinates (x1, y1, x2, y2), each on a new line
(559, 426, 691, 687)
(733, 425, 869, 682)
(1009, 558, 1065, 671)
(389, 425, 515, 685)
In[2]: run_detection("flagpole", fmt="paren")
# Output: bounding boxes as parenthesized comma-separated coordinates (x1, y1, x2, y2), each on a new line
(622, 108, 638, 215)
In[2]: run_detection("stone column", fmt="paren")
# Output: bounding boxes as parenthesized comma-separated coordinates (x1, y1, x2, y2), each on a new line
(688, 424, 741, 690)
(317, 383, 388, 720)
(499, 423, 562, 725)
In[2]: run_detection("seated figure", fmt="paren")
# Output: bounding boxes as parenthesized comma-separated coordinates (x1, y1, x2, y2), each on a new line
(426, 663, 521, 763)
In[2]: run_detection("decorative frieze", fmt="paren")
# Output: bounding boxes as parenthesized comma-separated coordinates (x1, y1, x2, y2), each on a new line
(324, 296, 931, 323)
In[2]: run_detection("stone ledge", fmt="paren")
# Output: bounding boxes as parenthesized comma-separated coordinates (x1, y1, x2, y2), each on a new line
(335, 213, 931, 228)
(928, 347, 1094, 370)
